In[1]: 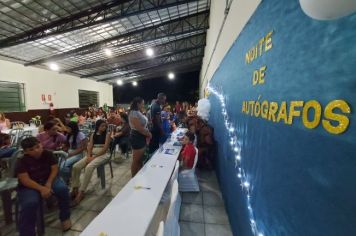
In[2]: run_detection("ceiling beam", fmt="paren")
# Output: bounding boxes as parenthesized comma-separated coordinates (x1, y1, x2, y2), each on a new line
(97, 54, 202, 82)
(81, 44, 205, 78)
(0, 0, 198, 49)
(24, 10, 209, 66)
(63, 31, 206, 73)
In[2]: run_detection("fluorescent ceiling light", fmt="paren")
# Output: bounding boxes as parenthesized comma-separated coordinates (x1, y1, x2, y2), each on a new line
(168, 72, 175, 80)
(104, 48, 112, 57)
(49, 63, 59, 71)
(146, 48, 154, 57)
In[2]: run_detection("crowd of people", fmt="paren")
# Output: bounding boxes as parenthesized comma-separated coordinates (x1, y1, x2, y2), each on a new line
(0, 93, 215, 235)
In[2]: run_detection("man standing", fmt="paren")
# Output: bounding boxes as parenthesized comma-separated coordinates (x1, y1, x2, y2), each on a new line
(149, 93, 166, 153)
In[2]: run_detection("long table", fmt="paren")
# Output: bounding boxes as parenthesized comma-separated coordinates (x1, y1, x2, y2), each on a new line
(81, 129, 186, 236)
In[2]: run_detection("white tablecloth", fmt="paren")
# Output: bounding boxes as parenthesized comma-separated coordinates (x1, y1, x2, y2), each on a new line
(81, 129, 186, 236)
(2, 126, 39, 137)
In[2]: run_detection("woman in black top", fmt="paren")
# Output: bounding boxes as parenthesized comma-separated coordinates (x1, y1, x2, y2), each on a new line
(71, 119, 111, 205)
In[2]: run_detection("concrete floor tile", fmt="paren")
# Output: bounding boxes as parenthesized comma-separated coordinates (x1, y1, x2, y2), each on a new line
(63, 229, 82, 236)
(180, 221, 205, 236)
(204, 206, 229, 225)
(71, 211, 98, 231)
(202, 191, 224, 207)
(179, 203, 204, 223)
(205, 223, 233, 236)
(182, 192, 203, 205)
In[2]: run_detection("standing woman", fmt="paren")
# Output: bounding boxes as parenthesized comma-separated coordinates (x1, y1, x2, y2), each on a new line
(0, 112, 11, 131)
(129, 97, 152, 177)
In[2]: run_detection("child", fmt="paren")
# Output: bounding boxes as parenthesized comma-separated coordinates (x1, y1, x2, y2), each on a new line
(179, 131, 196, 169)
(16, 137, 71, 235)
(0, 133, 16, 158)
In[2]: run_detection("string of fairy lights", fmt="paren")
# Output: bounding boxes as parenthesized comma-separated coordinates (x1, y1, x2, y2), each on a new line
(206, 83, 264, 236)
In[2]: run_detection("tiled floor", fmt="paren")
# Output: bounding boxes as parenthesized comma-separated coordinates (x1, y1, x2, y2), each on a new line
(0, 154, 232, 236)
(179, 170, 233, 236)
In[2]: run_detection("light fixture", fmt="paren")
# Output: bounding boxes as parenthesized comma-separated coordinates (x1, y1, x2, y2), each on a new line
(168, 72, 175, 80)
(104, 48, 112, 57)
(207, 83, 264, 235)
(116, 79, 123, 86)
(132, 81, 138, 86)
(243, 181, 250, 188)
(146, 48, 154, 57)
(49, 63, 59, 71)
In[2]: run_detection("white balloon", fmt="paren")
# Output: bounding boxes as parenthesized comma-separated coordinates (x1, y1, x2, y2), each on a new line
(299, 0, 356, 20)
(197, 98, 211, 121)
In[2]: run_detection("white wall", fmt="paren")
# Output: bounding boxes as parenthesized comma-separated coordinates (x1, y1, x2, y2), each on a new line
(199, 0, 261, 97)
(0, 59, 113, 110)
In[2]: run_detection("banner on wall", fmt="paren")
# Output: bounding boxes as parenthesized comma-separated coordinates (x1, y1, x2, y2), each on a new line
(206, 0, 355, 235)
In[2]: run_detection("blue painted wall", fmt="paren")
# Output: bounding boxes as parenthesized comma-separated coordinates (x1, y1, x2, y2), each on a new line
(208, 0, 356, 235)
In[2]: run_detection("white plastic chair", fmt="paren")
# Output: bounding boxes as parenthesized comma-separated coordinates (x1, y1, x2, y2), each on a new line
(148, 162, 180, 236)
(178, 147, 199, 192)
(9, 128, 24, 148)
(156, 221, 164, 236)
(164, 180, 180, 236)
(107, 124, 117, 133)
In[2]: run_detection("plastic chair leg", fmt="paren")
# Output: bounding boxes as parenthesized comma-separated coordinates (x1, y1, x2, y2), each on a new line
(15, 198, 19, 230)
(36, 200, 45, 236)
(97, 165, 106, 189)
(109, 162, 113, 178)
(16, 197, 45, 235)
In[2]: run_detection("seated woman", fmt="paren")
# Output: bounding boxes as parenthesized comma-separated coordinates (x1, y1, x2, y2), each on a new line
(86, 111, 97, 128)
(179, 131, 196, 170)
(70, 120, 111, 205)
(0, 112, 11, 132)
(111, 113, 130, 157)
(0, 133, 17, 158)
(59, 121, 88, 183)
(196, 118, 215, 170)
(69, 111, 79, 123)
(38, 116, 67, 134)
(107, 111, 122, 126)
(78, 112, 87, 125)
(175, 111, 188, 128)
(37, 121, 67, 151)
